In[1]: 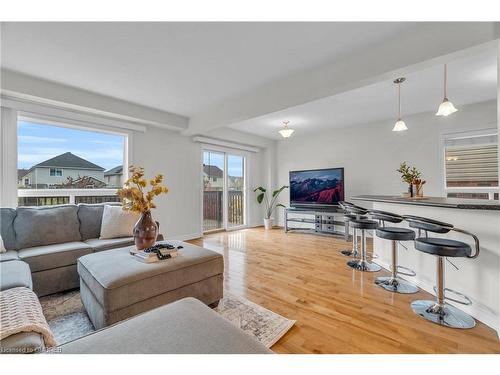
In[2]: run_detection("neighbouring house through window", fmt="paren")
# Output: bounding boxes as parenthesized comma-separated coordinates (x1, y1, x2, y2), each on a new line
(443, 128, 499, 200)
(17, 119, 127, 206)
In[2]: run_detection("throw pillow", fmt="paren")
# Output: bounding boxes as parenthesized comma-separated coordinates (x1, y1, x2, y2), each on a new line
(99, 205, 140, 239)
(0, 235, 6, 253)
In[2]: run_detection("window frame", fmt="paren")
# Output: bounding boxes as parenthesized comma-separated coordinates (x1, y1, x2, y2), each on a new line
(441, 127, 499, 200)
(16, 114, 132, 205)
(49, 168, 63, 177)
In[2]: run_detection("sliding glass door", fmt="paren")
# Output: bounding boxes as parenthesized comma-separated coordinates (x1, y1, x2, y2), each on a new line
(202, 150, 246, 232)
(227, 154, 245, 229)
(203, 151, 225, 231)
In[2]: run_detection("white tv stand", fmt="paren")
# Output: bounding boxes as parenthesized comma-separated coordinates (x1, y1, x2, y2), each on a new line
(284, 206, 348, 240)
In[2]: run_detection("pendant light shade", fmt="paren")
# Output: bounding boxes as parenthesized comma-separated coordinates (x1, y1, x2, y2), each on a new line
(393, 119, 408, 132)
(392, 77, 408, 132)
(436, 99, 458, 116)
(436, 64, 458, 117)
(279, 121, 295, 138)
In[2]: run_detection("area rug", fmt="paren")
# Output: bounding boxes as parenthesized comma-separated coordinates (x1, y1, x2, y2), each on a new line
(214, 294, 296, 348)
(39, 291, 295, 348)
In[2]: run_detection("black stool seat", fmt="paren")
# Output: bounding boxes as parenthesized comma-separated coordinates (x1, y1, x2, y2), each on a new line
(344, 214, 367, 221)
(349, 219, 378, 230)
(376, 227, 415, 241)
(415, 238, 471, 258)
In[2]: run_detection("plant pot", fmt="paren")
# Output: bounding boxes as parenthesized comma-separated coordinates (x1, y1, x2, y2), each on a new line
(134, 210, 158, 250)
(263, 218, 274, 230)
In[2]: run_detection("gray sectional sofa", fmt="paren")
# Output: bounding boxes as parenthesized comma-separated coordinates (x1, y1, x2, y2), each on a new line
(0, 203, 270, 354)
(0, 203, 135, 296)
(0, 261, 269, 354)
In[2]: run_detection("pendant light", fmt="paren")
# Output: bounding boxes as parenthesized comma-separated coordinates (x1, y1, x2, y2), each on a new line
(436, 64, 458, 116)
(392, 77, 408, 132)
(279, 120, 295, 138)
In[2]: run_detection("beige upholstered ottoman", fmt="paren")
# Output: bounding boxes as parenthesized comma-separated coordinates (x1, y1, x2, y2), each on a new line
(77, 240, 223, 329)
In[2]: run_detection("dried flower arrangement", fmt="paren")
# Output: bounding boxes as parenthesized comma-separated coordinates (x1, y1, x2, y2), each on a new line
(117, 166, 169, 214)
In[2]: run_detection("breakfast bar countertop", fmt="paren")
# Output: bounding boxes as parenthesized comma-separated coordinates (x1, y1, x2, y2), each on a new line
(351, 194, 500, 211)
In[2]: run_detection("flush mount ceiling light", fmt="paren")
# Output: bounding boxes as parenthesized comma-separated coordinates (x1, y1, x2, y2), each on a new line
(392, 77, 408, 132)
(279, 120, 295, 138)
(436, 64, 458, 117)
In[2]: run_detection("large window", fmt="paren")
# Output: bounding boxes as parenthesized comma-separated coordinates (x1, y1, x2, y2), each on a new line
(17, 119, 126, 206)
(444, 129, 498, 200)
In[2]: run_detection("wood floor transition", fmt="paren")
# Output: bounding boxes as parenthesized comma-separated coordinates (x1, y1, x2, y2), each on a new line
(188, 227, 500, 354)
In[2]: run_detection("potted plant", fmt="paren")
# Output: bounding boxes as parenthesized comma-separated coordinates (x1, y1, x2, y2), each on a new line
(253, 185, 288, 229)
(396, 162, 424, 197)
(118, 166, 169, 250)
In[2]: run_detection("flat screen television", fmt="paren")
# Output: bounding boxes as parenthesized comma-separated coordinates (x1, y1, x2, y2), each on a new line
(289, 167, 344, 207)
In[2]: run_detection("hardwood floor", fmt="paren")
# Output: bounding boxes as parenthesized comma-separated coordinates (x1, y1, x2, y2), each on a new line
(188, 227, 500, 354)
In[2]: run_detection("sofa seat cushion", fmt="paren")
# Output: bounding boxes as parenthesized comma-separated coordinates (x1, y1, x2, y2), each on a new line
(0, 260, 33, 291)
(59, 297, 271, 354)
(84, 237, 135, 252)
(77, 240, 223, 312)
(0, 250, 19, 263)
(18, 242, 93, 273)
(14, 205, 81, 249)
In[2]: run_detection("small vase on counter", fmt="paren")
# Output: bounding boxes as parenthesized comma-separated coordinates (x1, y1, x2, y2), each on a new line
(414, 179, 426, 198)
(408, 183, 414, 198)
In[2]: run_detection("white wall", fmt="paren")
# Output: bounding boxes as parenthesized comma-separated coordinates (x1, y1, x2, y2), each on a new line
(132, 125, 277, 237)
(131, 126, 203, 239)
(274, 100, 497, 223)
(131, 125, 278, 236)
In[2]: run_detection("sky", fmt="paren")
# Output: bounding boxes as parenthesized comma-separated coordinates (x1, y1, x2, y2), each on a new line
(17, 121, 124, 171)
(203, 151, 243, 177)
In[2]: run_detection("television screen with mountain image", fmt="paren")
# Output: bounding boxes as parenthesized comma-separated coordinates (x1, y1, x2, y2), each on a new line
(289, 168, 344, 206)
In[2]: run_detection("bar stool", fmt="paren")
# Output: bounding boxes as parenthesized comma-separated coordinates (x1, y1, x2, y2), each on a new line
(404, 215, 480, 329)
(370, 210, 418, 294)
(347, 217, 381, 272)
(338, 201, 367, 257)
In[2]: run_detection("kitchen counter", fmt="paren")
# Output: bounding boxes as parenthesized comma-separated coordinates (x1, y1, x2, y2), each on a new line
(351, 194, 500, 210)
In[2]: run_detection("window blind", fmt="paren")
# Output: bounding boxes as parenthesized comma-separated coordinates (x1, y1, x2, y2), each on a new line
(445, 144, 498, 184)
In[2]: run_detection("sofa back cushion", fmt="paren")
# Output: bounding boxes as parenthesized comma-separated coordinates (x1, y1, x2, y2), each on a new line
(78, 203, 121, 240)
(0, 208, 17, 250)
(99, 205, 139, 239)
(14, 205, 81, 249)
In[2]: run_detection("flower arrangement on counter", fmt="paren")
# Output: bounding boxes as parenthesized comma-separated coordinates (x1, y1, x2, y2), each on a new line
(397, 161, 426, 197)
(117, 166, 169, 213)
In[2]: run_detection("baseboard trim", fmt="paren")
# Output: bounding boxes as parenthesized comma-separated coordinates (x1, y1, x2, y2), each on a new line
(373, 258, 500, 338)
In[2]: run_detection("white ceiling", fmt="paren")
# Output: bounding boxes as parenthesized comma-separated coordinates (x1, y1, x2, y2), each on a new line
(228, 49, 498, 139)
(1, 22, 420, 117)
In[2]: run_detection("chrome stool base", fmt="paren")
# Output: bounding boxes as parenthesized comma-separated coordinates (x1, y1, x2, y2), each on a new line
(341, 249, 358, 257)
(374, 276, 419, 294)
(411, 300, 476, 329)
(347, 259, 381, 272)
